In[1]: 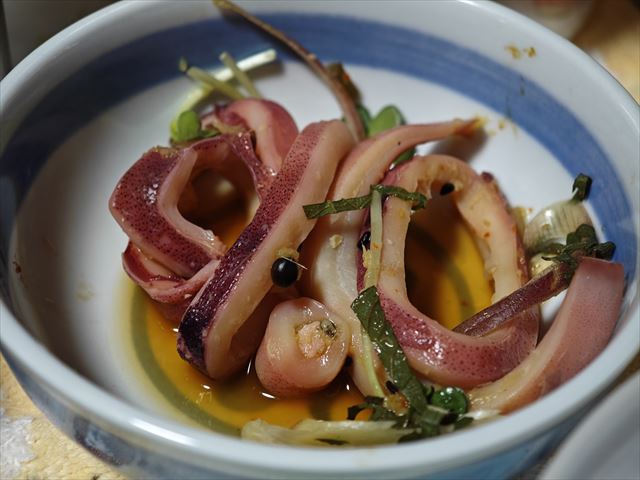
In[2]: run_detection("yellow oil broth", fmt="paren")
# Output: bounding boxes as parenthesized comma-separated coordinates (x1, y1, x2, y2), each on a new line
(405, 194, 493, 329)
(135, 181, 361, 431)
(141, 299, 362, 430)
(132, 184, 491, 433)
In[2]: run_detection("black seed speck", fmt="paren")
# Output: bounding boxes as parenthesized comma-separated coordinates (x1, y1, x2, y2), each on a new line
(358, 231, 371, 250)
(385, 380, 399, 394)
(440, 183, 455, 195)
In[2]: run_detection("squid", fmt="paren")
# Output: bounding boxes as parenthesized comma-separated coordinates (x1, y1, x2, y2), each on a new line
(255, 298, 350, 397)
(300, 120, 496, 395)
(177, 120, 355, 379)
(469, 257, 624, 412)
(110, 99, 297, 315)
(110, 97, 623, 415)
(371, 154, 539, 388)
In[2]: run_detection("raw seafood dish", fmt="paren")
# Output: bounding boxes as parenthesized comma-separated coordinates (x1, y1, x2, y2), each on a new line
(108, 1, 624, 446)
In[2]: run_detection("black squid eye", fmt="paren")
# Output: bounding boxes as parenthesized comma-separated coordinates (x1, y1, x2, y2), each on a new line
(271, 257, 299, 287)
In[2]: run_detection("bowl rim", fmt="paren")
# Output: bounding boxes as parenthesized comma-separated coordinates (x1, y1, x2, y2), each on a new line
(1, 0, 639, 477)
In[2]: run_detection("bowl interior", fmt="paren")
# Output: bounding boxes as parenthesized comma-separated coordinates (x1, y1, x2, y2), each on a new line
(1, 0, 638, 476)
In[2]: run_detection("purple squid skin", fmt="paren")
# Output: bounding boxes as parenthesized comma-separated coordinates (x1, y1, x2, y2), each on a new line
(178, 120, 354, 377)
(110, 147, 212, 278)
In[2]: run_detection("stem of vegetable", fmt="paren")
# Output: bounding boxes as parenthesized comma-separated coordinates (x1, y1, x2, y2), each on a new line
(179, 58, 245, 100)
(174, 49, 276, 115)
(214, 0, 366, 141)
(361, 189, 386, 397)
(219, 51, 262, 98)
(364, 189, 383, 288)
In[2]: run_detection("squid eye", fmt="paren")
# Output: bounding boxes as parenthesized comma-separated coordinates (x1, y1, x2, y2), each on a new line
(271, 257, 299, 287)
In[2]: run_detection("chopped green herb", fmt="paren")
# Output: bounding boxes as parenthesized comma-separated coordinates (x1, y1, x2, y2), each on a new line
(173, 110, 201, 141)
(349, 286, 473, 438)
(351, 286, 431, 412)
(303, 184, 427, 219)
(430, 387, 469, 415)
(348, 396, 397, 422)
(303, 193, 372, 219)
(544, 223, 615, 279)
(371, 185, 426, 209)
(456, 222, 618, 336)
(572, 173, 592, 202)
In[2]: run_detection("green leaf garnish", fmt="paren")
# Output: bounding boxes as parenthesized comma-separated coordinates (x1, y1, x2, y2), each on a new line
(544, 223, 616, 272)
(351, 286, 431, 415)
(368, 105, 405, 137)
(173, 110, 201, 141)
(542, 223, 616, 281)
(349, 286, 473, 438)
(456, 222, 617, 337)
(303, 185, 427, 219)
(430, 387, 469, 415)
(372, 185, 426, 209)
(369, 105, 416, 166)
(170, 110, 220, 143)
(571, 173, 592, 202)
(303, 193, 372, 219)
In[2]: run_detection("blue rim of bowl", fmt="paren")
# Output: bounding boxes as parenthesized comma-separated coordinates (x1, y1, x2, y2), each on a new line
(0, 2, 638, 476)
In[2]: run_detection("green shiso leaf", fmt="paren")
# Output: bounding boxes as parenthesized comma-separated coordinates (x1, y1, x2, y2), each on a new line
(371, 185, 426, 210)
(303, 193, 372, 219)
(351, 286, 431, 414)
(303, 185, 427, 219)
(349, 287, 473, 438)
(544, 223, 616, 275)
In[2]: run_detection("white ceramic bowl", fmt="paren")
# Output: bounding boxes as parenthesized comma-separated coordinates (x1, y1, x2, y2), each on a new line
(1, 1, 638, 479)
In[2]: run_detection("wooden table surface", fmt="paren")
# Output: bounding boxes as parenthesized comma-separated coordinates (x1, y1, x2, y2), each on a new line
(1, 1, 638, 478)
